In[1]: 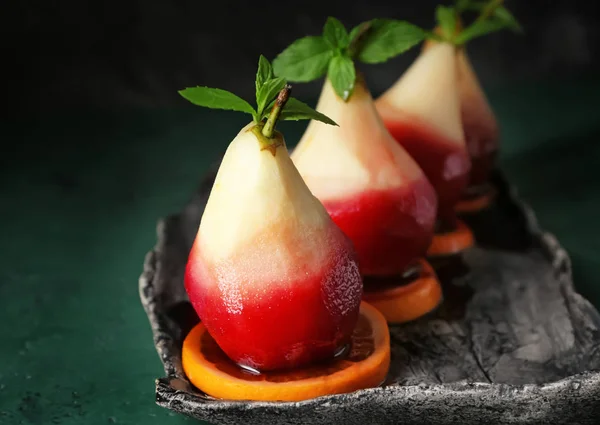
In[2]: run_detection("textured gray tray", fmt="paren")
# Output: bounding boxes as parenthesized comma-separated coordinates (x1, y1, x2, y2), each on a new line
(139, 169, 600, 425)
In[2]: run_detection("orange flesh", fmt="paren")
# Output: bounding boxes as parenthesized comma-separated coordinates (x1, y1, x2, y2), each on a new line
(427, 219, 475, 258)
(181, 302, 391, 402)
(362, 259, 442, 324)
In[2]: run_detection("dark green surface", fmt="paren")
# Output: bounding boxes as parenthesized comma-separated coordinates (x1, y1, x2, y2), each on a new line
(1, 77, 599, 424)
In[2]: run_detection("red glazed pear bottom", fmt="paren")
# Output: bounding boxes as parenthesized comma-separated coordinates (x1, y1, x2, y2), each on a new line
(362, 259, 443, 324)
(185, 231, 363, 372)
(456, 183, 497, 215)
(181, 302, 391, 402)
(322, 179, 437, 278)
(427, 219, 475, 258)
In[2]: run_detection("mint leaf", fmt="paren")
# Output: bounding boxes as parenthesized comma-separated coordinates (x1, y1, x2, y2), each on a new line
(280, 97, 338, 126)
(323, 17, 349, 49)
(424, 30, 445, 43)
(347, 21, 373, 58)
(463, 0, 487, 10)
(256, 55, 274, 96)
(328, 55, 355, 101)
(272, 36, 333, 82)
(357, 19, 425, 64)
(451, 1, 522, 41)
(455, 0, 472, 12)
(455, 17, 508, 44)
(348, 21, 370, 45)
(257, 77, 287, 120)
(179, 87, 256, 117)
(494, 6, 522, 32)
(436, 5, 457, 39)
(458, 1, 492, 12)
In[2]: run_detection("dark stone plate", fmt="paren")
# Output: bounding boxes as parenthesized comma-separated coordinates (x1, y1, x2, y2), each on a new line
(139, 169, 600, 425)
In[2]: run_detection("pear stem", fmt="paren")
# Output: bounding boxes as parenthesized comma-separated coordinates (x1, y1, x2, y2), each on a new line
(347, 21, 372, 59)
(262, 84, 291, 139)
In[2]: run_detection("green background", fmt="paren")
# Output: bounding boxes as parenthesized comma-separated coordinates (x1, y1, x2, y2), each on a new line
(1, 75, 599, 424)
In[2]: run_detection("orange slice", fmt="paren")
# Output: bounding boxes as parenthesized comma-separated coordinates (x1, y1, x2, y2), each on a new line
(363, 259, 442, 324)
(455, 187, 496, 214)
(182, 302, 390, 402)
(427, 219, 475, 258)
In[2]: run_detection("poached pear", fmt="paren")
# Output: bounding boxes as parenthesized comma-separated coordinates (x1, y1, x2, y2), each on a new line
(292, 76, 437, 277)
(456, 47, 499, 189)
(376, 42, 471, 223)
(446, 0, 520, 190)
(184, 94, 363, 372)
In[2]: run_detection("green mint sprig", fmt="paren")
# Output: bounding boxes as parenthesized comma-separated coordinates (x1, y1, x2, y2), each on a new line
(435, 0, 521, 45)
(178, 55, 337, 133)
(272, 17, 426, 102)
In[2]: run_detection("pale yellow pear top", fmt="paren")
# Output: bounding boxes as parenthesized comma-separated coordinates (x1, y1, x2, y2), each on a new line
(199, 123, 333, 273)
(376, 43, 465, 145)
(292, 77, 425, 201)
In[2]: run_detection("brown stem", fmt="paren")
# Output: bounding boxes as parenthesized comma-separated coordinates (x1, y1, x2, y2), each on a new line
(261, 84, 291, 138)
(347, 21, 373, 59)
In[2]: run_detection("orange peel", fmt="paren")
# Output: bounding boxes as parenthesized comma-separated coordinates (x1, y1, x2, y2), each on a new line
(456, 187, 496, 214)
(427, 219, 475, 258)
(182, 302, 390, 402)
(363, 259, 442, 324)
